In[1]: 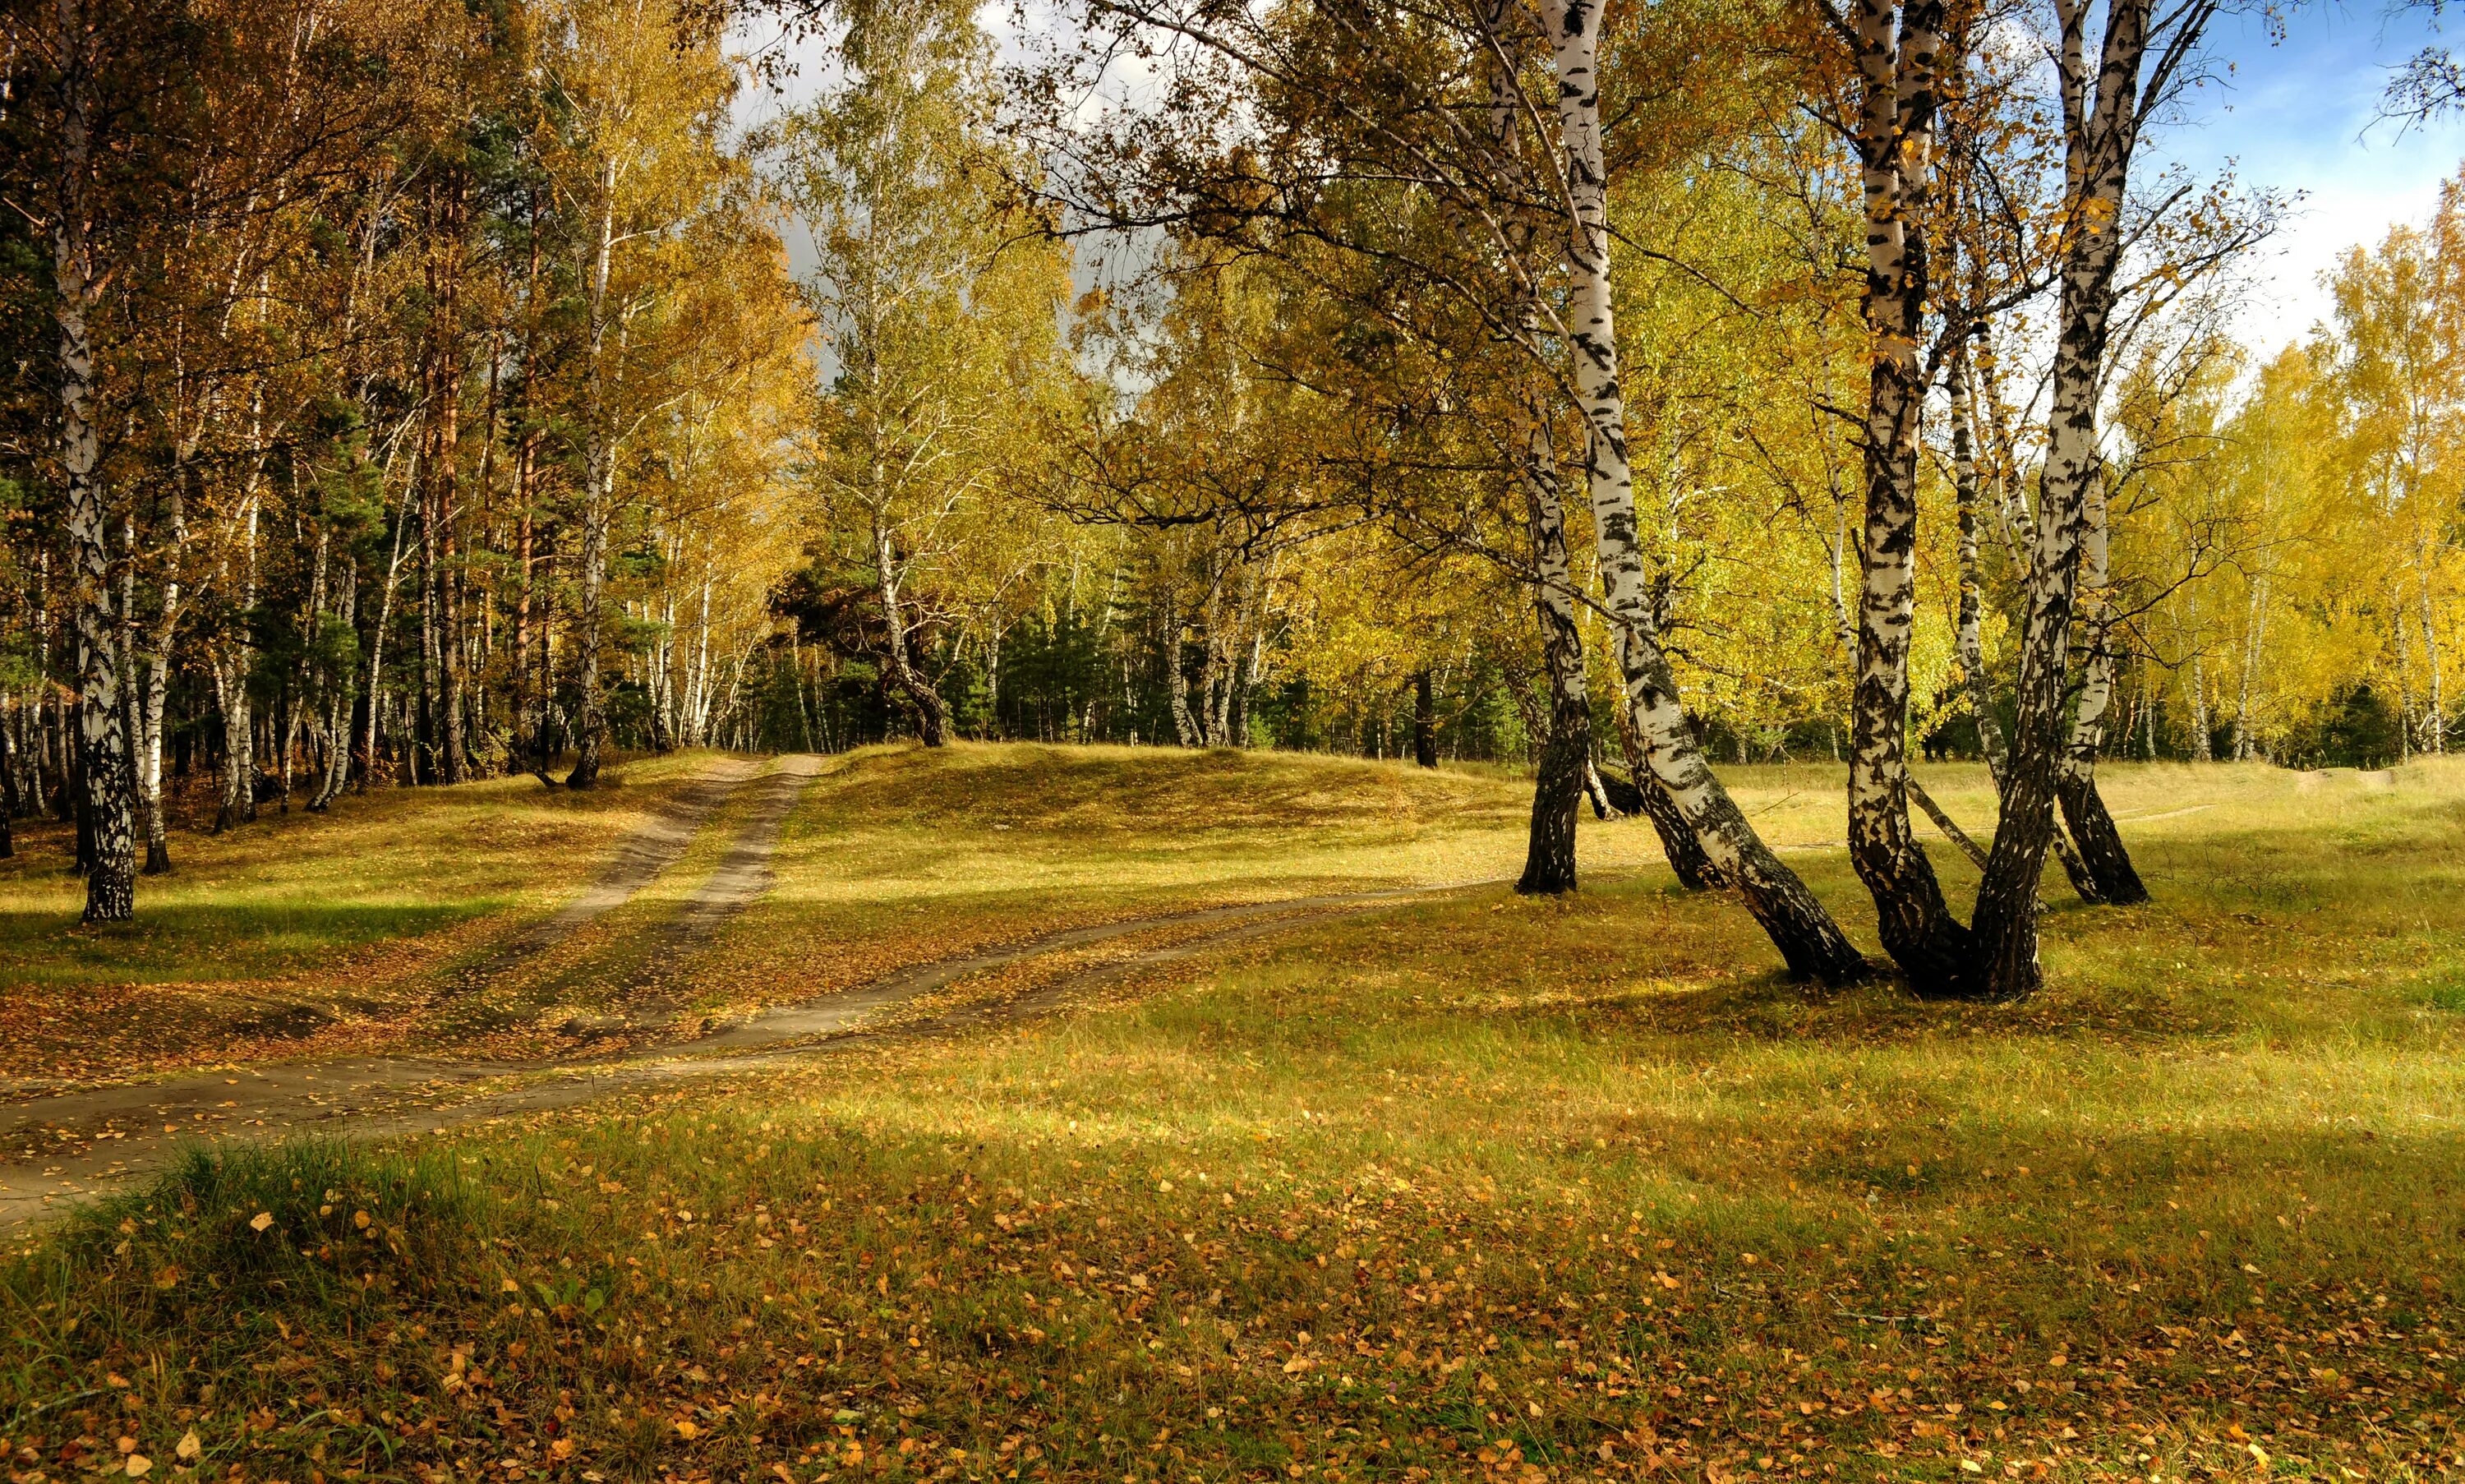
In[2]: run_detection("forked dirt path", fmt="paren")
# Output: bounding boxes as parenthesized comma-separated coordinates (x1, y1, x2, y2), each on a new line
(0, 874, 1491, 1228)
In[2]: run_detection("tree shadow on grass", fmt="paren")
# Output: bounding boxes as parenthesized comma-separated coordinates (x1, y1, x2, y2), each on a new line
(0, 900, 492, 987)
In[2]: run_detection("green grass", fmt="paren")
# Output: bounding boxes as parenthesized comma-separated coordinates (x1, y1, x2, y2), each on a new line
(0, 753, 726, 1081)
(3, 748, 2463, 1482)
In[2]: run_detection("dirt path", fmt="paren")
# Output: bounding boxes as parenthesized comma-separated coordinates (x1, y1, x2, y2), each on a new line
(440, 758, 766, 992)
(625, 757, 824, 975)
(0, 876, 1491, 1228)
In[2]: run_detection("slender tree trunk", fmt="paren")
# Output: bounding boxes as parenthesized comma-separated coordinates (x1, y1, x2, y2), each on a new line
(873, 520, 947, 746)
(511, 442, 535, 772)
(568, 164, 620, 790)
(118, 514, 150, 856)
(1951, 349, 2103, 902)
(2186, 654, 2213, 760)
(1546, 0, 1864, 982)
(1163, 583, 1199, 748)
(2055, 463, 2148, 902)
(311, 565, 356, 809)
(0, 719, 16, 860)
(1517, 420, 1592, 896)
(1845, 0, 1975, 994)
(53, 0, 134, 920)
(2232, 574, 2268, 761)
(1971, 0, 2159, 1001)
(2420, 549, 2447, 753)
(1412, 669, 1438, 767)
(140, 500, 182, 873)
(362, 479, 412, 791)
(431, 186, 468, 787)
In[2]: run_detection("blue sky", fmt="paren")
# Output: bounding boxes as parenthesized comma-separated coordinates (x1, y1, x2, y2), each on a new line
(2162, 2, 2465, 353)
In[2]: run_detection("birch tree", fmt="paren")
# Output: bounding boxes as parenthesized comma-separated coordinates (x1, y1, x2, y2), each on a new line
(1545, 0, 1867, 980)
(1970, 0, 2216, 1000)
(534, 0, 744, 786)
(781, 0, 1079, 749)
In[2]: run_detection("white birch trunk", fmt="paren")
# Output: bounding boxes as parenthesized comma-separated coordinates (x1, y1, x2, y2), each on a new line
(53, 0, 134, 919)
(1546, 0, 1863, 980)
(1971, 0, 2161, 998)
(569, 161, 619, 788)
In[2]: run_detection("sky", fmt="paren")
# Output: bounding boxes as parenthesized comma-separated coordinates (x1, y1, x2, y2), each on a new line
(2160, 2, 2465, 356)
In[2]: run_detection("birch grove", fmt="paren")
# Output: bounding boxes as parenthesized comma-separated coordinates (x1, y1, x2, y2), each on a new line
(0, 0, 2454, 1007)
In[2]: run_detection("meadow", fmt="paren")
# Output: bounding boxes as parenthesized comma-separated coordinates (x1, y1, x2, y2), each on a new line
(2, 747, 2460, 1483)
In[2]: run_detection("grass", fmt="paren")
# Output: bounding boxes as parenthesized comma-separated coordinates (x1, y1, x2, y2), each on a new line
(0, 753, 726, 1084)
(2, 747, 2463, 1482)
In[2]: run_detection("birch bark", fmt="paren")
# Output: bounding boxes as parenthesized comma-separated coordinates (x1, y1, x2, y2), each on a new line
(1469, 0, 1592, 892)
(53, 0, 134, 919)
(874, 518, 949, 745)
(1516, 416, 1593, 896)
(1845, 0, 1979, 994)
(1951, 348, 2107, 902)
(1970, 0, 2158, 999)
(2055, 463, 2148, 901)
(568, 161, 619, 790)
(1546, 0, 1864, 980)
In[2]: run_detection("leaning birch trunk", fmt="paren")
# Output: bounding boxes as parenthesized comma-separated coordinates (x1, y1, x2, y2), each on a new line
(2054, 464, 2148, 902)
(1546, 0, 1863, 982)
(1607, 666, 1724, 889)
(1950, 349, 2102, 903)
(1844, 0, 1977, 994)
(1970, 0, 2157, 1000)
(53, 0, 136, 921)
(873, 521, 947, 746)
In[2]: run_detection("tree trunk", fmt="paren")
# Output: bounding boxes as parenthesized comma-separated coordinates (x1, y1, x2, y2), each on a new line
(0, 717, 16, 860)
(1547, 0, 1864, 983)
(1952, 348, 2103, 903)
(568, 164, 620, 790)
(311, 564, 357, 809)
(53, 0, 135, 920)
(140, 516, 182, 873)
(213, 650, 253, 829)
(364, 486, 411, 791)
(1516, 421, 1591, 896)
(1845, 0, 1974, 996)
(2232, 574, 2267, 761)
(2056, 463, 2148, 902)
(2186, 652, 2212, 760)
(1412, 669, 1438, 767)
(1971, 0, 2159, 1002)
(874, 522, 947, 746)
(2419, 549, 2447, 753)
